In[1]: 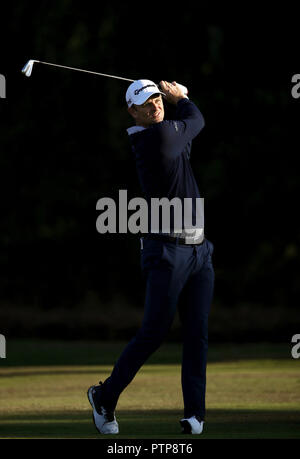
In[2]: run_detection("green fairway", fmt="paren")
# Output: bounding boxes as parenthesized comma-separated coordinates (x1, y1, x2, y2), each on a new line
(0, 341, 299, 439)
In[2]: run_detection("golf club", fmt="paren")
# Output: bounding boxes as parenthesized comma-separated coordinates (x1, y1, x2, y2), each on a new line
(21, 59, 134, 82)
(21, 59, 188, 95)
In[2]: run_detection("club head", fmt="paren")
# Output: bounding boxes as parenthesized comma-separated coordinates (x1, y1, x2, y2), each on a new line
(22, 60, 36, 77)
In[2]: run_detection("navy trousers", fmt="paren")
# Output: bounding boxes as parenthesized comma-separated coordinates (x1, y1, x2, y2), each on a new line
(102, 237, 214, 419)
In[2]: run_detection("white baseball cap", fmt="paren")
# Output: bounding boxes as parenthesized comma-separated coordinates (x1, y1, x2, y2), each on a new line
(126, 79, 165, 107)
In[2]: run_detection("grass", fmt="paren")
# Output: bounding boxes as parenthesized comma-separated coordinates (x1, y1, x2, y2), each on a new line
(0, 340, 299, 439)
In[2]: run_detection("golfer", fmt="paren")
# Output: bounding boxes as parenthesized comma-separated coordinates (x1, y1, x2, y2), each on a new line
(88, 80, 215, 435)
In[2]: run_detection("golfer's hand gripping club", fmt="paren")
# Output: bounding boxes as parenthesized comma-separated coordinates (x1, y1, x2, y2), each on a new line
(159, 81, 188, 104)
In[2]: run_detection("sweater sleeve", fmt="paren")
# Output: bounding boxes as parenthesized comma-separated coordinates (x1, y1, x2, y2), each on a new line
(154, 98, 205, 160)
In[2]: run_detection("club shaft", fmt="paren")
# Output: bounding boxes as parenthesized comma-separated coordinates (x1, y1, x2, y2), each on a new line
(36, 60, 134, 82)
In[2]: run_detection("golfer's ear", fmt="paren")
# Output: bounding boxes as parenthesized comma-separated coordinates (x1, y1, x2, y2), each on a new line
(128, 105, 137, 119)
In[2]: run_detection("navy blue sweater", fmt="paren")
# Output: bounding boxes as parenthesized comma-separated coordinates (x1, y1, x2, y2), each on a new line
(127, 98, 205, 232)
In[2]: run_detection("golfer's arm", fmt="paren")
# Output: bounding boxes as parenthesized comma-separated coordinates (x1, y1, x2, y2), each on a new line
(155, 99, 204, 159)
(175, 98, 205, 138)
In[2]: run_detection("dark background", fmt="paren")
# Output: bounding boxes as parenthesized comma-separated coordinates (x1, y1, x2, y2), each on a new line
(0, 2, 299, 342)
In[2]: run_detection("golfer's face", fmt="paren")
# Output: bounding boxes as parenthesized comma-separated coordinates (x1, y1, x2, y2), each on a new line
(133, 94, 164, 127)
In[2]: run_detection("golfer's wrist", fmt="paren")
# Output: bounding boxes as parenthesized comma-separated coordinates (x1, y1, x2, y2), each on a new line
(171, 95, 188, 105)
(165, 91, 187, 104)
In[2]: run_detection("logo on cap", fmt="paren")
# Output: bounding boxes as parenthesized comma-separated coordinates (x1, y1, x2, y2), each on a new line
(134, 84, 156, 96)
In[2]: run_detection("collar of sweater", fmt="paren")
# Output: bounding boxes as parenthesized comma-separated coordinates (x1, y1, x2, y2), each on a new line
(126, 125, 147, 135)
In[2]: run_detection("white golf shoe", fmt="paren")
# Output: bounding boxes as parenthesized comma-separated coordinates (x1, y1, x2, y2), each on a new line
(180, 415, 204, 434)
(87, 382, 119, 434)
